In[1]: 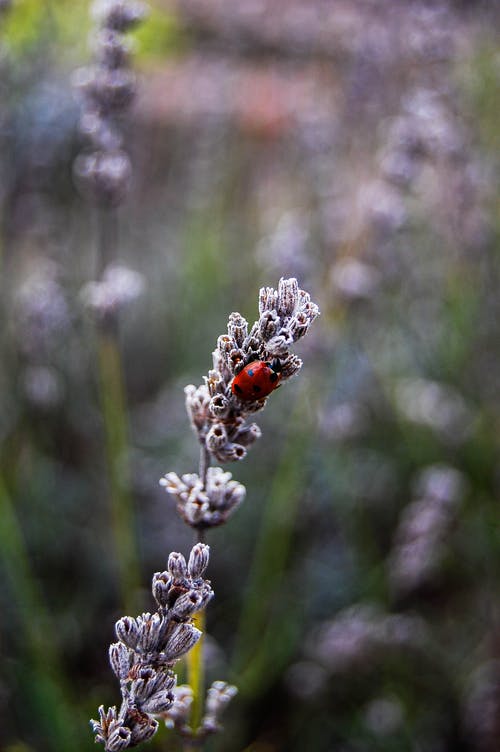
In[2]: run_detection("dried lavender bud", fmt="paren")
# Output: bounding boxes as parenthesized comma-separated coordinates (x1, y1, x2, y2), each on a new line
(227, 312, 248, 347)
(138, 688, 175, 716)
(206, 422, 228, 452)
(265, 332, 293, 358)
(280, 354, 303, 380)
(152, 571, 172, 608)
(170, 590, 205, 620)
(277, 276, 299, 316)
(162, 685, 193, 730)
(163, 623, 202, 661)
(232, 422, 262, 447)
(91, 706, 131, 750)
(136, 612, 165, 654)
(188, 543, 210, 579)
(109, 641, 131, 681)
(184, 384, 210, 432)
(216, 442, 247, 462)
(209, 393, 231, 419)
(104, 725, 131, 751)
(131, 667, 176, 708)
(115, 616, 140, 651)
(126, 709, 158, 746)
(167, 552, 188, 581)
(258, 309, 280, 340)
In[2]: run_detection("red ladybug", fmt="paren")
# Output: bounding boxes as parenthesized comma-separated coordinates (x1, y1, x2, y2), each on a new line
(231, 359, 282, 401)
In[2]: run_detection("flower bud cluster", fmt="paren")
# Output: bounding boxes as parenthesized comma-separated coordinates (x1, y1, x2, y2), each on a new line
(387, 464, 465, 598)
(73, 0, 148, 206)
(81, 263, 145, 320)
(161, 681, 237, 739)
(160, 466, 246, 529)
(91, 544, 213, 750)
(185, 277, 320, 464)
(310, 604, 430, 675)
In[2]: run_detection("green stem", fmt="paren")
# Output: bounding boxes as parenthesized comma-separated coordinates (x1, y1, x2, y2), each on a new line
(186, 606, 206, 737)
(94, 206, 140, 613)
(97, 324, 141, 613)
(184, 444, 211, 745)
(232, 396, 308, 694)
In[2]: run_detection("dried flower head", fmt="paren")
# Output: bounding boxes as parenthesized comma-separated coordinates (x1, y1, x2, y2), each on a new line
(160, 467, 246, 529)
(387, 464, 466, 597)
(91, 544, 213, 750)
(74, 0, 148, 207)
(185, 277, 319, 464)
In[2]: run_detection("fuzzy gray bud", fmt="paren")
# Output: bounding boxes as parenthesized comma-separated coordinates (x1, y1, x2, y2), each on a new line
(209, 394, 231, 419)
(168, 552, 187, 580)
(171, 590, 204, 620)
(206, 422, 228, 452)
(164, 622, 202, 661)
(109, 641, 131, 681)
(188, 543, 210, 579)
(152, 571, 172, 608)
(115, 616, 140, 651)
(106, 726, 132, 750)
(137, 612, 165, 654)
(127, 711, 158, 746)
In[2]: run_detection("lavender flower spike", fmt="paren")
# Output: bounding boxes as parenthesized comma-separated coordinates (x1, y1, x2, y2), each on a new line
(91, 544, 213, 750)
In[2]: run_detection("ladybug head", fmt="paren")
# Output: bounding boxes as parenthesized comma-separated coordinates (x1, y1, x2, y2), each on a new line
(269, 357, 282, 374)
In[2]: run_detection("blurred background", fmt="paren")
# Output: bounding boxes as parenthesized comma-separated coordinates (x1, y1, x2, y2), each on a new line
(0, 1, 499, 750)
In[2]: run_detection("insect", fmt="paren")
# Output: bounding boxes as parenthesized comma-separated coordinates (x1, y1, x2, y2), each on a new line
(231, 359, 282, 401)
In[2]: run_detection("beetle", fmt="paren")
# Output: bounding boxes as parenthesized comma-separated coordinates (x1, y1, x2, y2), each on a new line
(231, 359, 282, 401)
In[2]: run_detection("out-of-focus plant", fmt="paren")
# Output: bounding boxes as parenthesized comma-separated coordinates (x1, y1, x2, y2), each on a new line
(73, 0, 149, 613)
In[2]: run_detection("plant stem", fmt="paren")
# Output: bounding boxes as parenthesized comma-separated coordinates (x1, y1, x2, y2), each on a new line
(232, 396, 307, 694)
(186, 606, 206, 738)
(97, 323, 141, 613)
(198, 439, 210, 488)
(185, 442, 211, 745)
(95, 207, 140, 613)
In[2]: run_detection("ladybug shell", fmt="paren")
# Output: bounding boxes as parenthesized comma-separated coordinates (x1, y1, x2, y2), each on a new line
(231, 360, 281, 401)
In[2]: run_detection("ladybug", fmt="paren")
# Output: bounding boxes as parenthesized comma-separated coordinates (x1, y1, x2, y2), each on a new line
(231, 359, 282, 401)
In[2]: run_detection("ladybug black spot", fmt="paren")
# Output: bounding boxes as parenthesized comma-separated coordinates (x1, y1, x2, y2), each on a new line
(234, 383, 243, 395)
(253, 384, 262, 393)
(269, 372, 278, 383)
